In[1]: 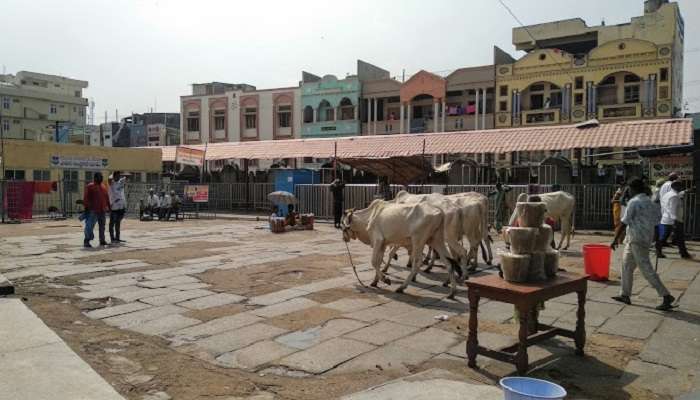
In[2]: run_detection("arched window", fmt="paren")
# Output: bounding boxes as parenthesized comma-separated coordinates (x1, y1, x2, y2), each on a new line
(303, 105, 314, 123)
(339, 97, 354, 120)
(318, 100, 334, 122)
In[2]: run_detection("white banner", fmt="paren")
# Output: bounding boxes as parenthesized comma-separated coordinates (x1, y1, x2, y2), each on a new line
(49, 155, 109, 169)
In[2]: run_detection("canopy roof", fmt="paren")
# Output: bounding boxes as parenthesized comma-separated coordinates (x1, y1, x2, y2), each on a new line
(155, 119, 693, 162)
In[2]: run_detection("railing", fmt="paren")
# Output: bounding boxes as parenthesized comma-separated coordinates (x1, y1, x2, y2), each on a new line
(1, 180, 698, 238)
(521, 109, 560, 125)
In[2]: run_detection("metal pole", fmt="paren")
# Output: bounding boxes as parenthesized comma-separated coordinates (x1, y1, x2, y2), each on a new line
(333, 141, 338, 180)
(0, 110, 4, 223)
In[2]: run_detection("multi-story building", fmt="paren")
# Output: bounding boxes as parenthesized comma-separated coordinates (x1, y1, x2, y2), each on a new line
(300, 71, 361, 138)
(495, 0, 684, 129)
(180, 82, 301, 145)
(0, 71, 88, 142)
(360, 63, 495, 135)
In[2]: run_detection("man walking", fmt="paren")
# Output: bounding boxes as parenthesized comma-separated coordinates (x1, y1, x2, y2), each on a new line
(330, 178, 345, 229)
(83, 172, 110, 248)
(657, 181, 692, 259)
(610, 177, 675, 311)
(488, 182, 512, 233)
(108, 171, 127, 243)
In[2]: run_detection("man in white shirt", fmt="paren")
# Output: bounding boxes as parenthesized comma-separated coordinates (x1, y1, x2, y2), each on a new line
(147, 188, 160, 220)
(657, 181, 691, 259)
(611, 177, 675, 311)
(657, 172, 679, 204)
(108, 171, 127, 243)
(159, 190, 172, 220)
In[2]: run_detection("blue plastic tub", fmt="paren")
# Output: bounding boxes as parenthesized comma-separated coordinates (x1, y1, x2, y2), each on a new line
(500, 377, 567, 400)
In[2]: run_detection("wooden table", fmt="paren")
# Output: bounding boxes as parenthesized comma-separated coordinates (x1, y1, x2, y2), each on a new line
(465, 271, 588, 374)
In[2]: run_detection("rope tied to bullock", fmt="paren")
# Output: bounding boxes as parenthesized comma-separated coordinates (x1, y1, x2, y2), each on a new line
(344, 239, 368, 288)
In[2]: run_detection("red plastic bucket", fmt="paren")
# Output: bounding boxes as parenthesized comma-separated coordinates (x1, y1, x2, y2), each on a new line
(583, 244, 612, 281)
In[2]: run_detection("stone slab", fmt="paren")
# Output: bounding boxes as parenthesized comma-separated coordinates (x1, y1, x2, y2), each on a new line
(385, 307, 453, 328)
(77, 285, 144, 300)
(102, 305, 186, 329)
(177, 293, 245, 310)
(0, 299, 125, 400)
(249, 288, 310, 306)
(344, 320, 420, 346)
(622, 360, 687, 398)
(137, 275, 200, 289)
(323, 298, 379, 313)
(194, 323, 288, 355)
(331, 343, 433, 374)
(169, 283, 211, 291)
(392, 327, 462, 355)
(112, 288, 178, 302)
(139, 289, 215, 306)
(169, 313, 263, 342)
(277, 337, 375, 374)
(251, 298, 319, 318)
(341, 368, 502, 400)
(275, 319, 368, 350)
(129, 314, 201, 336)
(598, 308, 664, 339)
(216, 340, 298, 370)
(85, 302, 153, 320)
(639, 318, 700, 369)
(342, 301, 418, 323)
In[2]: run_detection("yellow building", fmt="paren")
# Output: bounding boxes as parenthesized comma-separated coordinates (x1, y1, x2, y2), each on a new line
(1, 139, 162, 183)
(495, 0, 684, 129)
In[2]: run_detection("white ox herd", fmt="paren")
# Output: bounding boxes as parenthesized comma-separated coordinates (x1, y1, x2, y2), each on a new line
(341, 190, 575, 298)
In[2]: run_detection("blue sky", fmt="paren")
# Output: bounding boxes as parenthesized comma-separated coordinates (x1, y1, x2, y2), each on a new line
(2, 0, 698, 119)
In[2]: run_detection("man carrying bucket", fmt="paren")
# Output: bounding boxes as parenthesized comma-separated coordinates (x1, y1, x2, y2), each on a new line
(610, 177, 675, 311)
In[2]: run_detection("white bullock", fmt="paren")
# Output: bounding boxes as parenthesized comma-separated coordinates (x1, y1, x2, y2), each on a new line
(510, 191, 575, 250)
(342, 199, 462, 297)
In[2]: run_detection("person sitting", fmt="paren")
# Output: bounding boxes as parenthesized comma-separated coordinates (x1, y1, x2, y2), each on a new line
(166, 190, 181, 221)
(159, 190, 172, 220)
(285, 204, 298, 227)
(145, 189, 160, 220)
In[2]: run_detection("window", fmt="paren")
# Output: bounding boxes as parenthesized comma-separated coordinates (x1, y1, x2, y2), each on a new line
(624, 74, 641, 83)
(63, 170, 79, 193)
(2, 97, 10, 109)
(129, 173, 143, 183)
(303, 157, 313, 163)
(499, 101, 507, 112)
(324, 107, 335, 122)
(4, 170, 25, 181)
(277, 105, 291, 128)
(530, 94, 544, 110)
(575, 77, 584, 90)
(339, 98, 354, 120)
(499, 86, 508, 97)
(85, 171, 100, 182)
(187, 111, 200, 132)
(659, 86, 669, 99)
(50, 104, 57, 114)
(303, 106, 314, 123)
(2, 119, 9, 132)
(33, 170, 51, 181)
(78, 109, 84, 117)
(624, 85, 640, 103)
(498, 152, 507, 161)
(660, 68, 669, 82)
(574, 93, 584, 105)
(549, 91, 562, 108)
(146, 173, 160, 183)
(244, 107, 257, 129)
(529, 84, 545, 92)
(73, 106, 77, 112)
(74, 90, 81, 97)
(601, 76, 616, 85)
(213, 109, 225, 130)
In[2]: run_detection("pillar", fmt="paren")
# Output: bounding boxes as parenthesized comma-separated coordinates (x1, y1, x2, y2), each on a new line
(441, 100, 446, 132)
(313, 108, 317, 123)
(400, 103, 405, 134)
(366, 98, 372, 134)
(407, 103, 412, 133)
(373, 97, 378, 135)
(482, 88, 487, 130)
(433, 101, 439, 133)
(475, 89, 480, 130)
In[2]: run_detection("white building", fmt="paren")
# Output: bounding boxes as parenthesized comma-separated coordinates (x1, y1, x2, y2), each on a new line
(0, 71, 88, 143)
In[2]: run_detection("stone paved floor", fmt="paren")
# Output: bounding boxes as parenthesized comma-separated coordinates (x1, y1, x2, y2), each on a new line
(1, 219, 699, 399)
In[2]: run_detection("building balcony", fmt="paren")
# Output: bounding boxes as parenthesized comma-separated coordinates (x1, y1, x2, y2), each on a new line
(301, 120, 359, 138)
(597, 103, 642, 121)
(521, 109, 560, 126)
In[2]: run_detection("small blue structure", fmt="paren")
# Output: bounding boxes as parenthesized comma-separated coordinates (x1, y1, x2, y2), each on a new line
(273, 169, 320, 194)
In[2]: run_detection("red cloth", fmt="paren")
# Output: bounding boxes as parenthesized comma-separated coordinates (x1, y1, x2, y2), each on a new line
(34, 181, 53, 194)
(83, 182, 110, 213)
(4, 182, 34, 220)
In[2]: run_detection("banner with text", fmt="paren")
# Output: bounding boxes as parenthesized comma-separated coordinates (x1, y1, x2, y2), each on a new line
(175, 146, 205, 167)
(649, 155, 693, 181)
(49, 155, 109, 170)
(184, 185, 209, 203)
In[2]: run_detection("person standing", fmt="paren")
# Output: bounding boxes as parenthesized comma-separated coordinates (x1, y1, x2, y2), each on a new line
(166, 190, 180, 221)
(610, 177, 675, 311)
(83, 172, 110, 248)
(611, 185, 623, 229)
(108, 171, 127, 243)
(658, 172, 679, 201)
(488, 182, 512, 234)
(330, 178, 345, 229)
(657, 181, 692, 259)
